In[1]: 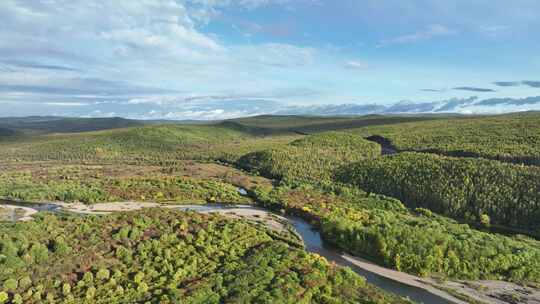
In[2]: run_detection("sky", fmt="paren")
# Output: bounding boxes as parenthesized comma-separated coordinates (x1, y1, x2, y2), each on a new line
(1, 0, 540, 119)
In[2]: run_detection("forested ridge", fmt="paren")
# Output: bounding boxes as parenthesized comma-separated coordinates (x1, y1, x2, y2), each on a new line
(237, 132, 380, 184)
(352, 112, 540, 165)
(336, 152, 540, 236)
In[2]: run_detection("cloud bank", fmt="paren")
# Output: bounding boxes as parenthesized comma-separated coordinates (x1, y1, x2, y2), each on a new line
(1, 1, 540, 119)
(5, 95, 538, 120)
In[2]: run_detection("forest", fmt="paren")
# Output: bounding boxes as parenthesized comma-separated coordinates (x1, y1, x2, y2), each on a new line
(237, 132, 380, 183)
(0, 209, 407, 303)
(251, 183, 540, 282)
(1, 113, 540, 303)
(336, 152, 540, 236)
(351, 112, 540, 165)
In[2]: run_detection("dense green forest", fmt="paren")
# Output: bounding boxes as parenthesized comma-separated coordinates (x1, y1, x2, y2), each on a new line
(0, 209, 406, 303)
(250, 184, 540, 283)
(352, 112, 540, 165)
(336, 152, 540, 236)
(237, 132, 380, 183)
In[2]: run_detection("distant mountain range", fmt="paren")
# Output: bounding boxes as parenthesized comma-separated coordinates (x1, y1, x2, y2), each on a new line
(131, 96, 540, 119)
(1, 95, 539, 126)
(276, 96, 540, 116)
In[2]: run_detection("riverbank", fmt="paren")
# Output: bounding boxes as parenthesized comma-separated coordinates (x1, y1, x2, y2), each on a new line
(2, 200, 539, 303)
(51, 201, 290, 233)
(0, 204, 38, 221)
(339, 254, 467, 303)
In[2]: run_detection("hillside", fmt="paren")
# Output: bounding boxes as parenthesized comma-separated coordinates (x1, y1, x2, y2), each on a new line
(0, 123, 300, 164)
(0, 127, 16, 137)
(227, 114, 444, 135)
(0, 117, 145, 136)
(351, 112, 540, 165)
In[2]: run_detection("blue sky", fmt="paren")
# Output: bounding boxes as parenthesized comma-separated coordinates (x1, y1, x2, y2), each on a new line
(1, 0, 540, 119)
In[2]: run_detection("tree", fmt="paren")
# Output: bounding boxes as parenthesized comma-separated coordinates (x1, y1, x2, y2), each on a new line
(0, 292, 8, 304)
(3, 278, 18, 291)
(83, 272, 94, 284)
(480, 214, 491, 227)
(62, 283, 71, 295)
(96, 268, 110, 281)
(18, 277, 32, 289)
(86, 286, 96, 300)
(12, 294, 23, 304)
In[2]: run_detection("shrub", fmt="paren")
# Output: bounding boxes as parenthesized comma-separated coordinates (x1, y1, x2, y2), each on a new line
(0, 292, 8, 304)
(18, 277, 32, 289)
(3, 278, 18, 291)
(96, 269, 110, 281)
(480, 214, 491, 227)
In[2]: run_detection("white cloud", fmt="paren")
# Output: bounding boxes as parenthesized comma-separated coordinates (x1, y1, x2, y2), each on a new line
(2, 0, 539, 118)
(233, 43, 316, 68)
(0, 0, 326, 113)
(162, 109, 259, 120)
(0, 0, 224, 63)
(479, 25, 510, 38)
(43, 102, 90, 107)
(345, 60, 370, 70)
(378, 24, 457, 47)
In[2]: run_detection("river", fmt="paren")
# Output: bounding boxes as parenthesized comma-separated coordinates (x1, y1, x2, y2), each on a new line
(0, 201, 462, 303)
(175, 204, 460, 304)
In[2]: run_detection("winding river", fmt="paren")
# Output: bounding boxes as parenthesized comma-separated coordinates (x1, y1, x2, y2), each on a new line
(179, 205, 459, 304)
(0, 201, 463, 304)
